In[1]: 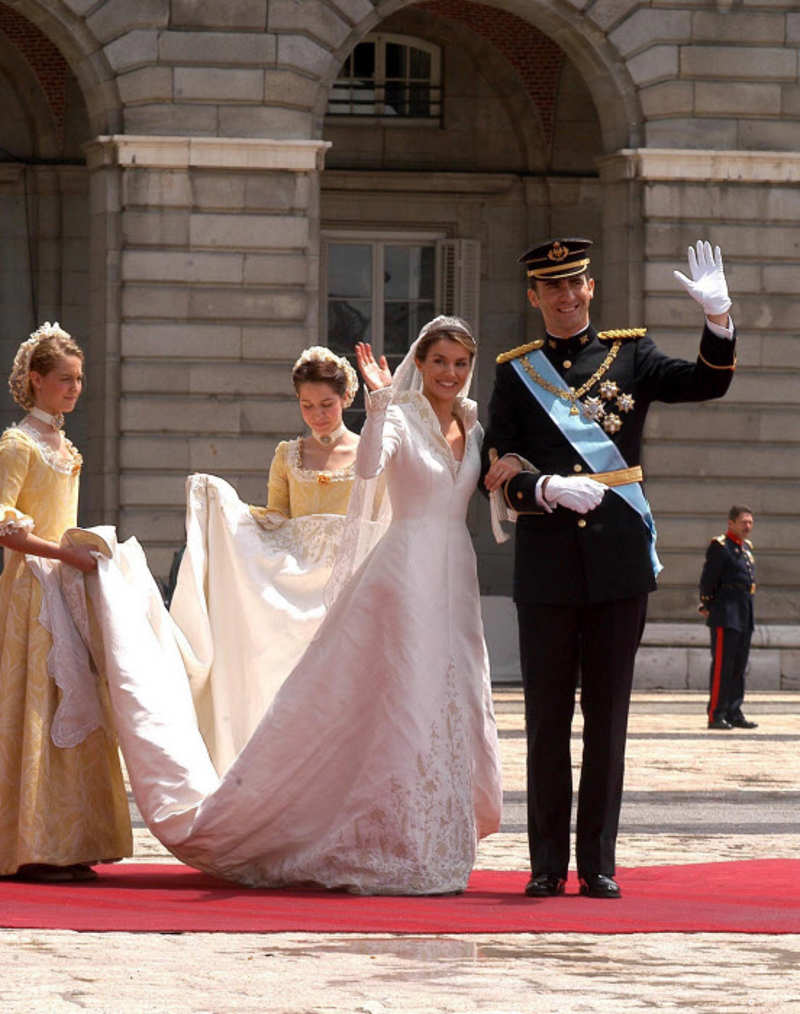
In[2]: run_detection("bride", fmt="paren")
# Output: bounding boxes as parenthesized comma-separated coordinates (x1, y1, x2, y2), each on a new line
(82, 316, 502, 895)
(170, 347, 365, 773)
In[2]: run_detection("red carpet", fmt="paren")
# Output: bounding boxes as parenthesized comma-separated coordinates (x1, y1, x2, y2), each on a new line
(1, 860, 798, 934)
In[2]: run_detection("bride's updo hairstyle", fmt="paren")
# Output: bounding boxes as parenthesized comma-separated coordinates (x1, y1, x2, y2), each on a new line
(414, 316, 477, 361)
(9, 322, 83, 411)
(291, 346, 359, 408)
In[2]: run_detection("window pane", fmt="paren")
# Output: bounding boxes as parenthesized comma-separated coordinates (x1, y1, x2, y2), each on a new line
(352, 41, 375, 78)
(384, 299, 435, 355)
(328, 299, 371, 354)
(418, 246, 435, 298)
(327, 244, 372, 299)
(385, 42, 406, 79)
(409, 47, 431, 79)
(409, 83, 430, 118)
(385, 246, 434, 301)
(351, 83, 378, 115)
(383, 303, 412, 355)
(384, 81, 406, 117)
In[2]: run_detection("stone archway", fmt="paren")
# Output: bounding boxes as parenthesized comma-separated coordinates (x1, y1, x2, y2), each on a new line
(311, 0, 642, 154)
(0, 1, 120, 517)
(5, 0, 121, 135)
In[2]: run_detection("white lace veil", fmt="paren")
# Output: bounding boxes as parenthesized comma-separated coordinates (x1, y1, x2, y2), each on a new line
(324, 316, 477, 606)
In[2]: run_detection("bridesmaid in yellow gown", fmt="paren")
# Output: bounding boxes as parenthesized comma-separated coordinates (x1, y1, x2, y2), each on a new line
(254, 344, 362, 525)
(0, 323, 131, 882)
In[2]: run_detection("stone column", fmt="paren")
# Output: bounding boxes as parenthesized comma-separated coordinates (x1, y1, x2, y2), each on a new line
(83, 135, 330, 576)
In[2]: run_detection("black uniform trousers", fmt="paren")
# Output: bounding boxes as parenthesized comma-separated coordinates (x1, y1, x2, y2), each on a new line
(707, 625, 751, 724)
(517, 593, 648, 879)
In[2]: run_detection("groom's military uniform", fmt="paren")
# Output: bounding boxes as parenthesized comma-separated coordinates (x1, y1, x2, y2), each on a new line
(481, 239, 736, 886)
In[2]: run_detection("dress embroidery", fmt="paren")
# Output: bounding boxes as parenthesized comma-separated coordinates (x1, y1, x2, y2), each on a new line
(392, 391, 471, 479)
(257, 513, 346, 569)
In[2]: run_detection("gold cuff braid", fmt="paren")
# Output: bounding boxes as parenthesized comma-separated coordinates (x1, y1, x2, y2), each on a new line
(504, 465, 643, 515)
(698, 350, 736, 371)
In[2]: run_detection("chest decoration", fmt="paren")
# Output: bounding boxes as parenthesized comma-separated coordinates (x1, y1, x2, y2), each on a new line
(517, 339, 636, 434)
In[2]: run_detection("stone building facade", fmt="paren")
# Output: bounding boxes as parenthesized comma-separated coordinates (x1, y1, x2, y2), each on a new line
(0, 0, 797, 685)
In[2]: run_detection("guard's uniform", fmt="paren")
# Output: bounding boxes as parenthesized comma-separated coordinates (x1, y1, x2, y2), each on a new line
(700, 532, 756, 724)
(482, 321, 736, 881)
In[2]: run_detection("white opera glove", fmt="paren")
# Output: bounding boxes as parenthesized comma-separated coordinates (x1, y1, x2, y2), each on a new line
(543, 475, 607, 514)
(672, 241, 731, 316)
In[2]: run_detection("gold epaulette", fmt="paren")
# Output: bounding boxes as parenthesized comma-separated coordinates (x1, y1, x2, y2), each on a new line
(745, 538, 754, 549)
(714, 533, 726, 545)
(496, 339, 544, 364)
(596, 328, 647, 341)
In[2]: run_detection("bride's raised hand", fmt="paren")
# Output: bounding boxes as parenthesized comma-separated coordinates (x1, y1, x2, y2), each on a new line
(355, 342, 392, 391)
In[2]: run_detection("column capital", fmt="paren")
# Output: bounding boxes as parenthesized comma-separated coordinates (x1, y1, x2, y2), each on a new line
(83, 135, 332, 172)
(597, 148, 800, 184)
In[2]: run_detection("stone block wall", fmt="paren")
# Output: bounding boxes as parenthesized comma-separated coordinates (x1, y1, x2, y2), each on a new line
(84, 136, 328, 575)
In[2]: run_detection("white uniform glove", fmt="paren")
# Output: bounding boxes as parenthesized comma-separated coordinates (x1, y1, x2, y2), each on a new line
(541, 475, 607, 514)
(672, 241, 731, 316)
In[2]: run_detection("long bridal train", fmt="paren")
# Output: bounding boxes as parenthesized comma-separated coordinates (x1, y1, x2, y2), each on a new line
(169, 472, 353, 775)
(77, 522, 499, 895)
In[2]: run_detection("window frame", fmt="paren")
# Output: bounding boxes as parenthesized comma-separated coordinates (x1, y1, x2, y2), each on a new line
(326, 33, 443, 124)
(321, 230, 446, 359)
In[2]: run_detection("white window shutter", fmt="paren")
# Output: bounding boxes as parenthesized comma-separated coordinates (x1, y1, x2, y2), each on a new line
(436, 239, 480, 328)
(436, 239, 457, 315)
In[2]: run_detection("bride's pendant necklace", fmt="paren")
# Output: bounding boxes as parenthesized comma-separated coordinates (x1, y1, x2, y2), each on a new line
(311, 422, 346, 447)
(29, 406, 64, 431)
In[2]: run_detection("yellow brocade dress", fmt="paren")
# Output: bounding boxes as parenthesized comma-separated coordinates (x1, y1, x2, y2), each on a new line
(256, 437, 355, 521)
(0, 423, 132, 875)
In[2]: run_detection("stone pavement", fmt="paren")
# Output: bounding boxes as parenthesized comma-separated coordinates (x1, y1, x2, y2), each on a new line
(2, 690, 799, 1014)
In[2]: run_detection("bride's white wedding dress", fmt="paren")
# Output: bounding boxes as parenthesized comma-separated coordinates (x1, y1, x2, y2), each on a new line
(75, 352, 502, 895)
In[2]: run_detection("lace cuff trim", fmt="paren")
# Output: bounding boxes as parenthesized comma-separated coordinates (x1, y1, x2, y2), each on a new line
(366, 386, 393, 413)
(0, 507, 34, 537)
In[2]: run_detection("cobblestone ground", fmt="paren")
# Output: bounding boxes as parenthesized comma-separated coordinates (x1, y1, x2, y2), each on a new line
(2, 691, 799, 1013)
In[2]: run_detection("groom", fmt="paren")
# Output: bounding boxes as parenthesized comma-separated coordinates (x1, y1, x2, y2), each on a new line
(482, 239, 736, 898)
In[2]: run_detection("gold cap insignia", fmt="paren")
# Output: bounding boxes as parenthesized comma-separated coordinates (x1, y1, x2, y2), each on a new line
(548, 241, 569, 263)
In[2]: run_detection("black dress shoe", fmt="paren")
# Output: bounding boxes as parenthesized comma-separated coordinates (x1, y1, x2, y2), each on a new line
(729, 716, 758, 729)
(524, 873, 566, 897)
(579, 874, 621, 899)
(707, 718, 733, 729)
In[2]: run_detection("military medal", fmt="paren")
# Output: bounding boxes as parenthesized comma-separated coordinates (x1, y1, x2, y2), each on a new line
(516, 337, 638, 433)
(582, 396, 605, 422)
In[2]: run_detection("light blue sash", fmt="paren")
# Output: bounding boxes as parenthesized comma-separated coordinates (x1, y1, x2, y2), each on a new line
(512, 350, 662, 577)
